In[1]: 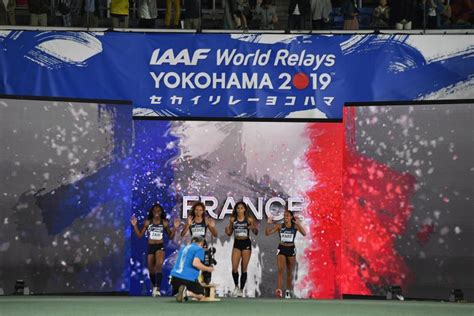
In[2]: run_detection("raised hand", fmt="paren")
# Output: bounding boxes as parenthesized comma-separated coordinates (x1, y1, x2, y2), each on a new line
(251, 219, 259, 229)
(173, 218, 181, 229)
(267, 215, 273, 224)
(207, 218, 216, 228)
(130, 215, 138, 226)
(293, 215, 302, 225)
(187, 216, 193, 226)
(225, 216, 234, 236)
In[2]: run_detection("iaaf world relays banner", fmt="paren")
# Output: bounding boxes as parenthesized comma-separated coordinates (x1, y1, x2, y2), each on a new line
(144, 38, 338, 119)
(1, 32, 473, 119)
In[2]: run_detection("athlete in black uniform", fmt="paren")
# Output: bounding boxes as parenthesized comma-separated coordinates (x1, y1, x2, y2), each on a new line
(180, 201, 218, 247)
(131, 203, 180, 297)
(265, 210, 306, 299)
(225, 201, 258, 297)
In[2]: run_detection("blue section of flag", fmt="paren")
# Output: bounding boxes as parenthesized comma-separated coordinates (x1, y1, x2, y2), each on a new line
(130, 120, 179, 295)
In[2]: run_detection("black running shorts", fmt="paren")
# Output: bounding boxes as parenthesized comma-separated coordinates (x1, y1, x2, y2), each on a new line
(147, 243, 164, 255)
(277, 244, 296, 257)
(233, 238, 251, 251)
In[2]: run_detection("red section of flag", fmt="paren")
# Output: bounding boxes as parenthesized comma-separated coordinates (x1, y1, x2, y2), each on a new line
(303, 109, 415, 298)
(341, 107, 415, 295)
(304, 122, 344, 298)
(341, 146, 415, 295)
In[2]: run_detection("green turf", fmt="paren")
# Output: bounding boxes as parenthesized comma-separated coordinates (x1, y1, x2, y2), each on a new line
(0, 297, 472, 316)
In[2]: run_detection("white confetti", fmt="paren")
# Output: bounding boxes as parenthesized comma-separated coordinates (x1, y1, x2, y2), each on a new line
(440, 227, 450, 236)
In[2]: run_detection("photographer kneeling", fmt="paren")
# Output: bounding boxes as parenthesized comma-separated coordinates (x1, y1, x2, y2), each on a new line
(171, 236, 214, 302)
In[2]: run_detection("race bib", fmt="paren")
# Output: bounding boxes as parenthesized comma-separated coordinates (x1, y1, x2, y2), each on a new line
(281, 233, 294, 243)
(235, 229, 248, 237)
(150, 230, 163, 240)
(191, 226, 206, 237)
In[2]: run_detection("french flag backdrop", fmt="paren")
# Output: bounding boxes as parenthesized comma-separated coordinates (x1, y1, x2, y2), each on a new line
(130, 102, 473, 299)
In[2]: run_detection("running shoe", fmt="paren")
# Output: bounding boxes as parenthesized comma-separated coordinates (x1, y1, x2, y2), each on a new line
(396, 294, 405, 301)
(232, 286, 240, 297)
(152, 287, 161, 297)
(285, 290, 292, 299)
(176, 285, 187, 303)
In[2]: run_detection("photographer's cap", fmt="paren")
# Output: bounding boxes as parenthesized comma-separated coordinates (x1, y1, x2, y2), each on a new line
(191, 236, 205, 243)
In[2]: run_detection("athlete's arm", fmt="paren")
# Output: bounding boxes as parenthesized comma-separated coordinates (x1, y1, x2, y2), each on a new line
(248, 217, 259, 235)
(294, 217, 307, 236)
(206, 218, 218, 237)
(180, 216, 192, 237)
(168, 218, 181, 239)
(131, 216, 149, 238)
(163, 219, 177, 239)
(265, 217, 279, 236)
(224, 216, 234, 236)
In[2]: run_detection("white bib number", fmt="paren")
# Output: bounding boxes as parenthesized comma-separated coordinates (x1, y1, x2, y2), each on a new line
(281, 233, 294, 243)
(150, 231, 163, 240)
(235, 230, 247, 238)
(192, 226, 206, 237)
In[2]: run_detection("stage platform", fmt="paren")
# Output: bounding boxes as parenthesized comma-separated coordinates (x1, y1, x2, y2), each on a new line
(0, 297, 472, 316)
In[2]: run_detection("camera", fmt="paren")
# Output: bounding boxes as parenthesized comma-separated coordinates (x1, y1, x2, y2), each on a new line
(202, 246, 217, 284)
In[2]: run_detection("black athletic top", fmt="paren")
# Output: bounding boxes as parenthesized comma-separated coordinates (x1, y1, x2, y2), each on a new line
(147, 221, 165, 241)
(190, 219, 207, 238)
(279, 224, 297, 244)
(233, 218, 250, 239)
